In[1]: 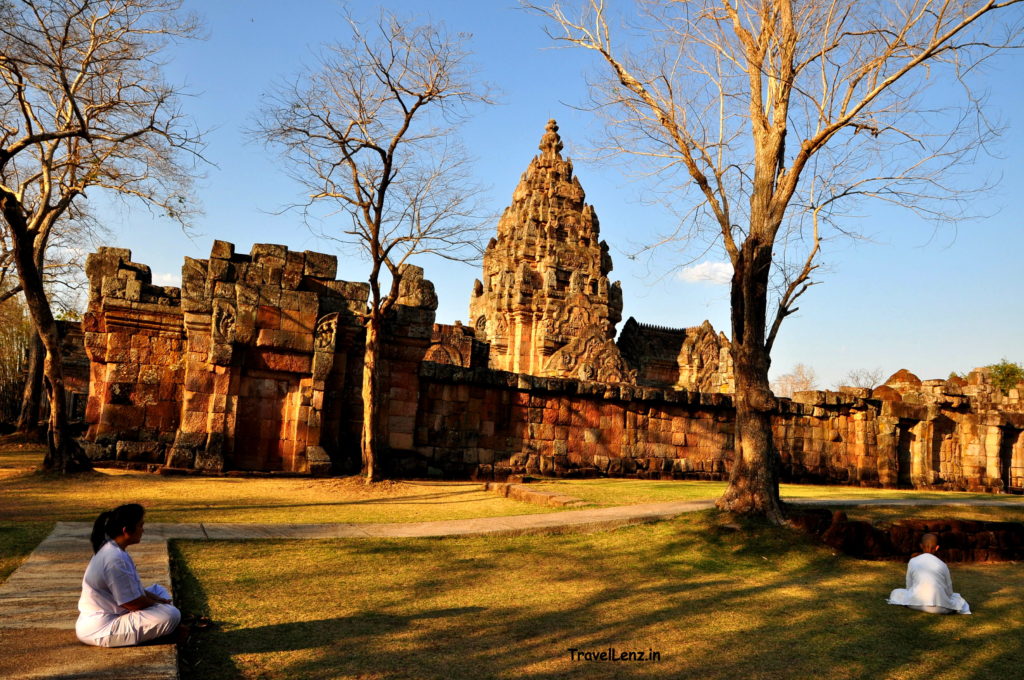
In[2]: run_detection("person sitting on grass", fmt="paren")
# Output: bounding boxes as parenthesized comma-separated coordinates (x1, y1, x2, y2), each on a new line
(887, 532, 971, 615)
(76, 503, 188, 646)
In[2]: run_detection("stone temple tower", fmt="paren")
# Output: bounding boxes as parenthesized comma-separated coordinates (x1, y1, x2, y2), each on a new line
(469, 120, 634, 382)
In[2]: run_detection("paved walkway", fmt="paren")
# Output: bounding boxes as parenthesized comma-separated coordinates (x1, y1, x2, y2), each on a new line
(1, 495, 1020, 679)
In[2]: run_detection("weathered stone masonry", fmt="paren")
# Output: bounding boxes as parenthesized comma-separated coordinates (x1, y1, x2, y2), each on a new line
(82, 242, 438, 474)
(407, 363, 1024, 493)
(78, 121, 1024, 492)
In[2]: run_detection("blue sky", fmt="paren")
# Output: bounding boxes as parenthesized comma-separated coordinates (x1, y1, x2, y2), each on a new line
(90, 1, 1024, 388)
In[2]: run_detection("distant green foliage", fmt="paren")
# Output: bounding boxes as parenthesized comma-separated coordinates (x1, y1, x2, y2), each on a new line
(54, 308, 82, 322)
(988, 359, 1024, 394)
(948, 371, 965, 381)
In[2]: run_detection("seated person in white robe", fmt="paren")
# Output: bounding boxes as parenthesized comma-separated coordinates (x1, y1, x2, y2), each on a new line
(888, 533, 971, 615)
(77, 503, 185, 647)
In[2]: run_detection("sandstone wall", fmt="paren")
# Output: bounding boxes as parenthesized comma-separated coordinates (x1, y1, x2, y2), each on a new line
(81, 243, 440, 474)
(77, 243, 1024, 494)
(82, 248, 185, 462)
(386, 362, 1024, 493)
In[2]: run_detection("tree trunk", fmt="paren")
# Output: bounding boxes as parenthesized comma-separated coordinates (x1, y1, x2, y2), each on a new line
(360, 315, 382, 482)
(16, 330, 44, 437)
(9, 228, 90, 473)
(716, 237, 785, 523)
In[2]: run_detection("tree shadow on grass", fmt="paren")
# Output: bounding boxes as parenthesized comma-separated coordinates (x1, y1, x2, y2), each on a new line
(171, 512, 1024, 680)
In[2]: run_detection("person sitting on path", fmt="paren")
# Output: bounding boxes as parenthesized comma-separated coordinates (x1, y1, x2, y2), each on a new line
(77, 503, 187, 646)
(887, 532, 971, 615)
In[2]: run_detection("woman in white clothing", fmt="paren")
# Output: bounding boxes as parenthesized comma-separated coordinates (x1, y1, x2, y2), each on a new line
(77, 504, 185, 647)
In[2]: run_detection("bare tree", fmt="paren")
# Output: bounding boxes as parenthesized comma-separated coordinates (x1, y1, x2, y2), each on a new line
(770, 363, 818, 398)
(2, 202, 103, 437)
(531, 0, 1022, 521)
(834, 367, 885, 391)
(0, 0, 202, 472)
(256, 13, 492, 482)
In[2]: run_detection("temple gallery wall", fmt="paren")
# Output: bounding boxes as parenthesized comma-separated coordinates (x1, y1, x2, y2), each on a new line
(76, 121, 1024, 492)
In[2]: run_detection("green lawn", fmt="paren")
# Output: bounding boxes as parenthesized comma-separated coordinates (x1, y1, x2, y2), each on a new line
(172, 510, 1023, 680)
(530, 478, 1024, 508)
(839, 504, 1024, 524)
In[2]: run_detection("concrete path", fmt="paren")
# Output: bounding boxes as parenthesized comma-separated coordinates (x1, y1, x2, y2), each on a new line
(0, 522, 177, 680)
(1, 494, 1020, 679)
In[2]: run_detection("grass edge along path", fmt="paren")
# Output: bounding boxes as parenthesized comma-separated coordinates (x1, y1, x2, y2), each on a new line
(0, 522, 53, 583)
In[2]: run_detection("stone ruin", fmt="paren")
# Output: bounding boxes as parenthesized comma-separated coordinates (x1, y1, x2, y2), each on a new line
(82, 241, 415, 473)
(469, 120, 634, 383)
(75, 121, 1024, 493)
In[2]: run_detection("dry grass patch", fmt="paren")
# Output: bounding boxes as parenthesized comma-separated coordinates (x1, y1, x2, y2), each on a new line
(0, 441, 46, 479)
(0, 442, 554, 524)
(0, 470, 554, 524)
(171, 511, 1024, 680)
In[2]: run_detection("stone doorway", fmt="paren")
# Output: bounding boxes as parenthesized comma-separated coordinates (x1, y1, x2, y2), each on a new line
(930, 414, 956, 484)
(999, 426, 1022, 492)
(896, 419, 916, 488)
(233, 371, 300, 471)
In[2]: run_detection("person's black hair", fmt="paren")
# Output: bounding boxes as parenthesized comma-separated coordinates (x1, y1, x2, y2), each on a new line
(90, 503, 145, 553)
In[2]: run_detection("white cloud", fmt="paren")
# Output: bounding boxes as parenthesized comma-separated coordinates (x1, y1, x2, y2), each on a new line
(153, 271, 181, 287)
(677, 261, 733, 285)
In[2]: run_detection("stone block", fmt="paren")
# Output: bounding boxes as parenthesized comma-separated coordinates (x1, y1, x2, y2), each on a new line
(213, 281, 235, 299)
(206, 343, 230, 366)
(212, 369, 233, 395)
(283, 251, 305, 290)
(116, 440, 162, 463)
(211, 240, 235, 259)
(390, 432, 414, 449)
(181, 410, 207, 432)
(281, 309, 316, 334)
(235, 282, 259, 308)
(234, 307, 257, 344)
(184, 370, 213, 394)
(166, 446, 195, 468)
(257, 305, 282, 330)
(262, 266, 283, 287)
(305, 446, 332, 476)
(105, 360, 138, 383)
(194, 446, 224, 472)
(107, 382, 133, 405)
(137, 365, 162, 385)
(250, 243, 287, 263)
(257, 283, 282, 306)
(257, 329, 314, 353)
(101, 404, 145, 431)
(208, 258, 231, 282)
(303, 251, 338, 279)
(85, 395, 103, 423)
(255, 350, 312, 374)
(281, 290, 319, 314)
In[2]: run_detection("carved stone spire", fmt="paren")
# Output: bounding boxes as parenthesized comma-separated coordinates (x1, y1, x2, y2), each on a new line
(469, 121, 631, 382)
(539, 119, 564, 157)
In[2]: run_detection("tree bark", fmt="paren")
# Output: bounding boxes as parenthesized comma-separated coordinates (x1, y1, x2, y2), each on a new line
(360, 315, 382, 483)
(9, 225, 90, 473)
(716, 237, 785, 523)
(15, 330, 44, 437)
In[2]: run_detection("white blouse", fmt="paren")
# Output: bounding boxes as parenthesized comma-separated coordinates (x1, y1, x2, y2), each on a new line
(76, 540, 146, 638)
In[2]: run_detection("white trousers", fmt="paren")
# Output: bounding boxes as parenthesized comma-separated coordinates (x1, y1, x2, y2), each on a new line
(79, 584, 181, 647)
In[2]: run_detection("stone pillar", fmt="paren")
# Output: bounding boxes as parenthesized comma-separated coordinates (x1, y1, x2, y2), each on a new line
(875, 415, 899, 487)
(983, 415, 1005, 490)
